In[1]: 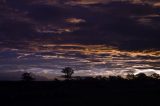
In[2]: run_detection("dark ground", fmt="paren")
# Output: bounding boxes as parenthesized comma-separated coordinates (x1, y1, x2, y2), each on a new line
(0, 78, 160, 106)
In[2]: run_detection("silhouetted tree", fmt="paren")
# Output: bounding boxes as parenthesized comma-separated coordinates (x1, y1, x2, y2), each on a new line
(150, 73, 160, 79)
(22, 72, 35, 81)
(61, 67, 74, 79)
(135, 73, 148, 80)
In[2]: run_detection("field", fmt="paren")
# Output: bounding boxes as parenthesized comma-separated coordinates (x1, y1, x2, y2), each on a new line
(0, 77, 160, 106)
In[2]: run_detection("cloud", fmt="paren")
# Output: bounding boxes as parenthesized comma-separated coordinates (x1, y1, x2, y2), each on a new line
(0, 71, 48, 81)
(0, 0, 160, 80)
(1, 0, 160, 50)
(0, 44, 159, 78)
(63, 1, 160, 50)
(65, 18, 86, 24)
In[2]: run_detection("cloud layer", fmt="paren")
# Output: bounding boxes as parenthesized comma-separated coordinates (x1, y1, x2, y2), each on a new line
(0, 0, 160, 50)
(0, 0, 160, 79)
(0, 44, 159, 79)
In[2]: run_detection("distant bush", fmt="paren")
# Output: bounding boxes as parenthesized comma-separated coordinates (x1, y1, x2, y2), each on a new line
(21, 72, 35, 81)
(150, 73, 160, 79)
(126, 73, 135, 80)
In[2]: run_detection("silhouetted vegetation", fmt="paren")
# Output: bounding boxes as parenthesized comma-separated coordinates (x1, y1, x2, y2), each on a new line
(61, 67, 74, 79)
(1, 72, 160, 106)
(126, 73, 135, 80)
(21, 72, 35, 81)
(151, 73, 160, 79)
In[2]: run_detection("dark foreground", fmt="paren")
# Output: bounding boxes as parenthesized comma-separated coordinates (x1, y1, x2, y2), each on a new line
(1, 78, 160, 106)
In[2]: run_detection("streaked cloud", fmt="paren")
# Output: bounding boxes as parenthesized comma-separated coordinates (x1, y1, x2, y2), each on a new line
(65, 18, 86, 24)
(0, 44, 159, 78)
(0, 0, 160, 79)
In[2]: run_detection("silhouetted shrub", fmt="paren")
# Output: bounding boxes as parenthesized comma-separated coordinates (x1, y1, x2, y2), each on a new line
(21, 72, 35, 81)
(126, 73, 135, 80)
(95, 76, 106, 80)
(150, 73, 160, 79)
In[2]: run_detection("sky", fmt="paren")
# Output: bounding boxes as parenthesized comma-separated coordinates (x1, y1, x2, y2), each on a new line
(0, 0, 160, 80)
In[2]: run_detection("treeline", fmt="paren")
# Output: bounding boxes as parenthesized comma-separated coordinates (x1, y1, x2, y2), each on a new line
(21, 72, 160, 82)
(1, 71, 160, 106)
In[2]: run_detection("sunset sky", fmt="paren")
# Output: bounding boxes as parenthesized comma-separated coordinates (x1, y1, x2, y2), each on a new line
(0, 0, 160, 80)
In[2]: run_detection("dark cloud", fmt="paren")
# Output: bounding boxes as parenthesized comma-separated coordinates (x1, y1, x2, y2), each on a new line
(28, 5, 64, 22)
(0, 0, 160, 50)
(0, 0, 160, 80)
(0, 20, 35, 39)
(64, 1, 160, 50)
